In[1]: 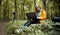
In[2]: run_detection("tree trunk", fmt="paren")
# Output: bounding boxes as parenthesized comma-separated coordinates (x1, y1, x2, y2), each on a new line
(43, 0, 46, 10)
(14, 0, 17, 19)
(3, 0, 9, 20)
(0, 0, 2, 5)
(34, 0, 36, 8)
(0, 0, 2, 20)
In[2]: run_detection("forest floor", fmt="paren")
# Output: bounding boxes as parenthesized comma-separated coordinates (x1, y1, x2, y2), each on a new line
(0, 21, 8, 35)
(5, 20, 60, 35)
(1, 20, 60, 35)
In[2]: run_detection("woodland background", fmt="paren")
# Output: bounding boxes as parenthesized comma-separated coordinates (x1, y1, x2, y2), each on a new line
(0, 0, 60, 35)
(0, 0, 60, 20)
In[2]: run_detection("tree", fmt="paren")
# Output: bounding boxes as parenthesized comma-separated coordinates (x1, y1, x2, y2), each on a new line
(3, 0, 9, 20)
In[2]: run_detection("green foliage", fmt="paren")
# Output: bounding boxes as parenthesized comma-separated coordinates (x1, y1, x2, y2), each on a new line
(46, 0, 59, 19)
(0, 0, 34, 20)
(5, 20, 27, 35)
(5, 20, 60, 35)
(0, 0, 60, 20)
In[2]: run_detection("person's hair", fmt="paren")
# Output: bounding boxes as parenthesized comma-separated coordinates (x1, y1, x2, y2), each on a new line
(34, 6, 41, 13)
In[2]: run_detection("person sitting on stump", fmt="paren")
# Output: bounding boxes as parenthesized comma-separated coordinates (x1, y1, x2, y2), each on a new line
(24, 5, 46, 27)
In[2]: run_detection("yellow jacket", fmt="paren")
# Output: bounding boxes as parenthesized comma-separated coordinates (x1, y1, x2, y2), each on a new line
(40, 9, 46, 20)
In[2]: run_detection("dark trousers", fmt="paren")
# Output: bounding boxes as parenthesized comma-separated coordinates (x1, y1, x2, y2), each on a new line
(24, 19, 40, 26)
(52, 17, 60, 22)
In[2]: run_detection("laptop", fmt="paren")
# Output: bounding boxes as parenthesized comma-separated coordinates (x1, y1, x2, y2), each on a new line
(26, 12, 40, 23)
(26, 12, 37, 20)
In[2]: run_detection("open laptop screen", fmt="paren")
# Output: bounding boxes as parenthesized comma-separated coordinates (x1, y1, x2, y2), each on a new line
(26, 12, 36, 20)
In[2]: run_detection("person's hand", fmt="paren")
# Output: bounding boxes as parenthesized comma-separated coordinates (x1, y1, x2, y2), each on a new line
(37, 17, 40, 19)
